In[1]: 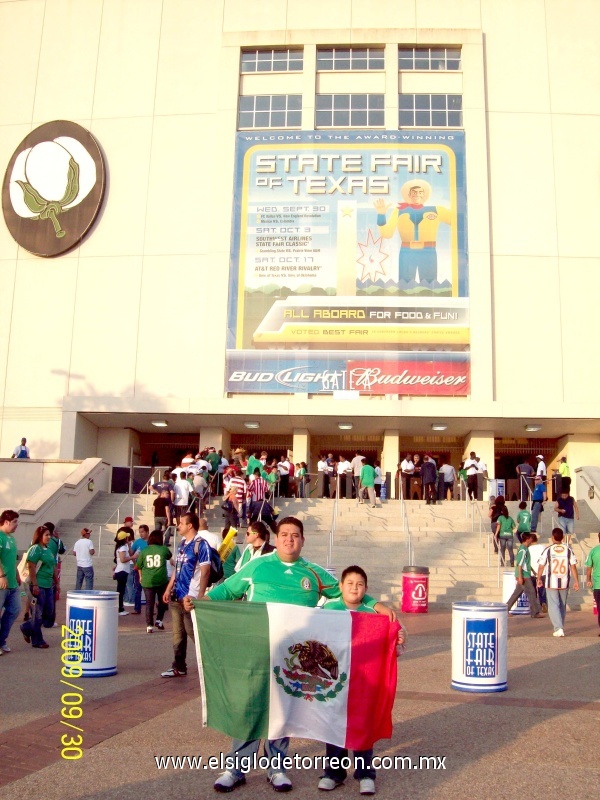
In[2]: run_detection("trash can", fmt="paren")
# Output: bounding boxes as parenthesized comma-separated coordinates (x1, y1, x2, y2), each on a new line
(66, 590, 119, 677)
(451, 601, 508, 693)
(401, 566, 429, 613)
(502, 570, 530, 615)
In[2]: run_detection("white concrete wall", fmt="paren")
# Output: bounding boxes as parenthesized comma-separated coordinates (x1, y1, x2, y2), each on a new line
(0, 0, 599, 457)
(0, 458, 82, 511)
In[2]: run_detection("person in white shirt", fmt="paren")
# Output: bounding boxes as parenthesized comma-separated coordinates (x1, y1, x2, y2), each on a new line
(438, 459, 457, 501)
(173, 473, 195, 522)
(198, 518, 220, 550)
(350, 452, 365, 498)
(277, 455, 291, 497)
(463, 451, 480, 501)
(72, 528, 95, 590)
(535, 455, 547, 480)
(11, 437, 30, 459)
(536, 528, 579, 636)
(400, 453, 414, 500)
(336, 455, 352, 498)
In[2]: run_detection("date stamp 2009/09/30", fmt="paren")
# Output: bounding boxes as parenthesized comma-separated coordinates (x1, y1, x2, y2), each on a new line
(59, 624, 85, 760)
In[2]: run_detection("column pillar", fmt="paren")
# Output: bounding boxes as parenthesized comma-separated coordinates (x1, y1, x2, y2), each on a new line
(199, 427, 231, 458)
(463, 431, 494, 500)
(292, 428, 310, 467)
(382, 429, 400, 499)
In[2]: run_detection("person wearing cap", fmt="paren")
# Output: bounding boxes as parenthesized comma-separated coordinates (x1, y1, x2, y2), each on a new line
(113, 527, 135, 615)
(535, 455, 546, 481)
(72, 528, 95, 590)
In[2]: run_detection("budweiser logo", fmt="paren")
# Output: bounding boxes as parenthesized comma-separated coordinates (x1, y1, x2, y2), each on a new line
(347, 363, 469, 395)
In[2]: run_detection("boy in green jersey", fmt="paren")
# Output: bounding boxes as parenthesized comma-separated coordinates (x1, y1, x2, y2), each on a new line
(136, 530, 172, 632)
(319, 566, 406, 795)
(515, 501, 532, 544)
(505, 534, 544, 618)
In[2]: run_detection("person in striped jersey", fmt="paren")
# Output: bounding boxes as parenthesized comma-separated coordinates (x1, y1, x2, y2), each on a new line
(536, 528, 579, 637)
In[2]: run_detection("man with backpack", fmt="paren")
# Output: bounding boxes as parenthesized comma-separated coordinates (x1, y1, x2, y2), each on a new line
(160, 512, 215, 678)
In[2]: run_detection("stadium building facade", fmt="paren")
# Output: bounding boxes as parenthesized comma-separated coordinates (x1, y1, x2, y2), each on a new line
(1, 0, 599, 493)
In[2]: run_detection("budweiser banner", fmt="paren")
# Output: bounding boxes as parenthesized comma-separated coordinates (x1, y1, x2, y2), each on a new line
(227, 131, 469, 395)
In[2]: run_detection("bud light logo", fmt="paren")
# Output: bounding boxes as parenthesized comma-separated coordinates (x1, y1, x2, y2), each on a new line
(67, 605, 96, 664)
(464, 618, 497, 678)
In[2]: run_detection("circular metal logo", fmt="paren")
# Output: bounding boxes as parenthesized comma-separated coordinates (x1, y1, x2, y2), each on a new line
(2, 120, 106, 257)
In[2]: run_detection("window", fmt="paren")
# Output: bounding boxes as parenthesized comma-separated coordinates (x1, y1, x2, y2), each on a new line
(316, 94, 385, 127)
(399, 94, 462, 127)
(240, 48, 303, 73)
(317, 47, 385, 71)
(238, 95, 302, 129)
(398, 46, 461, 71)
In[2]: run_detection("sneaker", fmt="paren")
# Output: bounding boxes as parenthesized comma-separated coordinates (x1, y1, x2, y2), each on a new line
(359, 778, 376, 795)
(146, 626, 154, 633)
(370, 505, 376, 508)
(318, 777, 344, 791)
(52, 623, 59, 628)
(214, 772, 246, 793)
(155, 620, 165, 630)
(20, 625, 31, 644)
(118, 611, 129, 616)
(161, 668, 187, 678)
(131, 611, 141, 615)
(552, 628, 565, 637)
(123, 602, 134, 607)
(1, 644, 10, 653)
(269, 773, 292, 793)
(33, 643, 50, 649)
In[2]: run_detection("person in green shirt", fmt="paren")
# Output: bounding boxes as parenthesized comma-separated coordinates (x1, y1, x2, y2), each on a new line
(495, 507, 516, 567)
(136, 530, 172, 633)
(198, 517, 396, 794)
(515, 501, 532, 544)
(359, 462, 377, 508)
(505, 533, 544, 618)
(20, 525, 58, 649)
(0, 510, 22, 655)
(585, 533, 600, 634)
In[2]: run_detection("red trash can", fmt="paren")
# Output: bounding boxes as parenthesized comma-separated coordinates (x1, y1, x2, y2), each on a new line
(401, 566, 430, 613)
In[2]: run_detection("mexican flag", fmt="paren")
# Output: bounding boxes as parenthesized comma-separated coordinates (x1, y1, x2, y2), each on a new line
(191, 601, 399, 749)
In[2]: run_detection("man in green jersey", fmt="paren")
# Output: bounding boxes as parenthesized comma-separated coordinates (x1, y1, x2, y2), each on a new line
(359, 461, 377, 508)
(195, 517, 395, 794)
(585, 532, 600, 635)
(505, 533, 545, 618)
(0, 510, 21, 654)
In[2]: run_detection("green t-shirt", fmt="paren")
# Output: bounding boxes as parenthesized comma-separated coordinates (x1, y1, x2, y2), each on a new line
(223, 545, 240, 579)
(136, 545, 171, 588)
(458, 468, 467, 482)
(516, 510, 532, 533)
(207, 452, 220, 474)
(0, 531, 18, 589)
(27, 544, 56, 588)
(208, 552, 378, 608)
(322, 598, 376, 613)
(497, 516, 515, 539)
(585, 544, 600, 590)
(47, 536, 65, 563)
(360, 464, 376, 487)
(262, 469, 278, 486)
(246, 455, 262, 477)
(514, 545, 532, 578)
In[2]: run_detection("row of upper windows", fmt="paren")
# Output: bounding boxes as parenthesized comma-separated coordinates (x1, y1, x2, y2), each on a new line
(238, 94, 463, 129)
(240, 46, 461, 73)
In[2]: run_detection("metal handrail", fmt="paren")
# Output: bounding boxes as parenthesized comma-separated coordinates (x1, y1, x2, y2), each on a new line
(397, 478, 414, 566)
(97, 494, 137, 556)
(326, 475, 339, 568)
(459, 476, 469, 518)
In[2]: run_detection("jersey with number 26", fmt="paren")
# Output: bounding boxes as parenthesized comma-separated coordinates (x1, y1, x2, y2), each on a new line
(539, 544, 577, 589)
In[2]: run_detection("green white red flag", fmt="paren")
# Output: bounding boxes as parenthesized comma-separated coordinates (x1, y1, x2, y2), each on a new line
(192, 601, 399, 749)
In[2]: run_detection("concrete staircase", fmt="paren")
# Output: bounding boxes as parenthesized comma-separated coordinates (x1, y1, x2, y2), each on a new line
(55, 493, 598, 611)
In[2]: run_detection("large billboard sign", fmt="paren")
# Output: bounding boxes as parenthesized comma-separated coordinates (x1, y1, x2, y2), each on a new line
(226, 131, 469, 395)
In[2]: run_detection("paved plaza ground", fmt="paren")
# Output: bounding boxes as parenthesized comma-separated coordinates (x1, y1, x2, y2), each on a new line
(1, 603, 598, 799)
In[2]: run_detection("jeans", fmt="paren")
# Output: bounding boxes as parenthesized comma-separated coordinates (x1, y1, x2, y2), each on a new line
(547, 588, 569, 632)
(124, 570, 135, 603)
(225, 737, 290, 780)
(170, 600, 194, 672)
(20, 587, 54, 646)
(594, 589, 600, 629)
(506, 577, 541, 616)
(0, 586, 21, 647)
(115, 571, 128, 612)
(557, 517, 574, 536)
(531, 501, 543, 532)
(423, 481, 436, 504)
(132, 569, 143, 613)
(154, 516, 168, 531)
(535, 576, 547, 607)
(499, 537, 515, 567)
(75, 566, 94, 590)
(467, 474, 478, 500)
(323, 743, 375, 781)
(144, 585, 168, 627)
